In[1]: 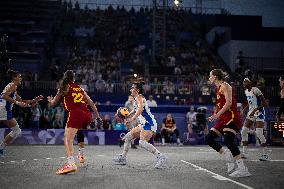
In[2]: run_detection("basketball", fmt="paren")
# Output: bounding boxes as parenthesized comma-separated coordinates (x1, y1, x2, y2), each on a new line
(117, 107, 130, 119)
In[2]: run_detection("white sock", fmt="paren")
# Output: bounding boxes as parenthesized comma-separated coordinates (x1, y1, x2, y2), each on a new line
(162, 138, 165, 144)
(262, 147, 267, 155)
(67, 156, 75, 164)
(139, 140, 161, 156)
(177, 138, 181, 144)
(236, 159, 245, 169)
(78, 147, 84, 155)
(243, 146, 248, 153)
(122, 140, 131, 157)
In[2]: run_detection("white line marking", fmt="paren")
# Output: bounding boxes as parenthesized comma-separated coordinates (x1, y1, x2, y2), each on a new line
(181, 160, 254, 189)
(33, 159, 38, 161)
(59, 157, 66, 159)
(249, 160, 284, 162)
(45, 158, 52, 160)
(0, 161, 4, 164)
(22, 160, 26, 162)
(96, 155, 105, 157)
(10, 161, 16, 163)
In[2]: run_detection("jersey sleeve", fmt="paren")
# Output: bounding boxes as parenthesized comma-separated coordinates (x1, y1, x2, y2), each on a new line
(253, 87, 263, 96)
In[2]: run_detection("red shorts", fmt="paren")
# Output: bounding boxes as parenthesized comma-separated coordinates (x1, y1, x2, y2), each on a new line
(66, 109, 92, 129)
(212, 111, 242, 135)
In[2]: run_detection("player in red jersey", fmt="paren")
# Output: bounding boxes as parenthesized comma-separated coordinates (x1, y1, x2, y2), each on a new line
(47, 70, 101, 175)
(207, 69, 251, 177)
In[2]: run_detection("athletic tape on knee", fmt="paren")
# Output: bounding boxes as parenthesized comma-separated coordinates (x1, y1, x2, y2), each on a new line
(139, 140, 157, 154)
(123, 132, 133, 142)
(8, 124, 22, 138)
(241, 127, 249, 142)
(255, 128, 266, 144)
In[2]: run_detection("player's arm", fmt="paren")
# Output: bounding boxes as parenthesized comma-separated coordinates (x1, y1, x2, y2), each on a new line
(240, 102, 248, 116)
(83, 91, 100, 119)
(128, 96, 143, 123)
(209, 83, 232, 122)
(250, 88, 268, 116)
(16, 94, 43, 105)
(2, 84, 27, 107)
(47, 90, 63, 108)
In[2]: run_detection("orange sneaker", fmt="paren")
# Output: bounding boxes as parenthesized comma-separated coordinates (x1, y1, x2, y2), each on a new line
(77, 154, 85, 164)
(56, 163, 77, 175)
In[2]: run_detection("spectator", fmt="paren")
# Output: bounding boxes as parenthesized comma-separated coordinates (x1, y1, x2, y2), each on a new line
(112, 113, 127, 130)
(186, 106, 197, 138)
(195, 107, 208, 135)
(161, 113, 181, 145)
(146, 95, 158, 107)
(43, 104, 56, 128)
(29, 104, 42, 129)
(99, 114, 112, 130)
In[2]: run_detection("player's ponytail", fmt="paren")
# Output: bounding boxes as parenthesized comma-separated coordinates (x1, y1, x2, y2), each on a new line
(58, 70, 75, 94)
(6, 69, 20, 81)
(132, 75, 145, 94)
(211, 69, 229, 81)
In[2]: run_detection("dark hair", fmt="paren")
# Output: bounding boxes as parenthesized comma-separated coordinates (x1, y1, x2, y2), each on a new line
(58, 70, 75, 94)
(7, 69, 20, 80)
(211, 69, 228, 81)
(132, 76, 145, 94)
(280, 76, 284, 81)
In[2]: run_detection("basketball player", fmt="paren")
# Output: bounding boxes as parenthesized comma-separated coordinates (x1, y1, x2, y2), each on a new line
(206, 69, 250, 177)
(241, 78, 268, 161)
(113, 79, 167, 168)
(0, 69, 43, 157)
(47, 70, 101, 174)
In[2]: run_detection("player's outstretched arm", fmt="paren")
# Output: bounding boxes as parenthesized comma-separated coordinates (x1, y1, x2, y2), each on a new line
(47, 90, 62, 108)
(2, 83, 27, 107)
(83, 91, 100, 119)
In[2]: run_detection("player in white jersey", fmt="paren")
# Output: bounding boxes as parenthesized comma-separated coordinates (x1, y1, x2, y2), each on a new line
(240, 78, 268, 161)
(0, 69, 43, 157)
(113, 79, 167, 168)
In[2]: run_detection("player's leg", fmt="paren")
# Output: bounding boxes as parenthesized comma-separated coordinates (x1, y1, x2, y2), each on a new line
(223, 124, 251, 177)
(0, 119, 21, 157)
(139, 128, 167, 169)
(241, 118, 254, 158)
(113, 126, 140, 165)
(77, 129, 85, 163)
(56, 126, 78, 175)
(255, 118, 269, 161)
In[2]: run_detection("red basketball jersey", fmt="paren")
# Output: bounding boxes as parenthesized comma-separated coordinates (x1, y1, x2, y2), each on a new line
(63, 83, 89, 112)
(215, 83, 241, 127)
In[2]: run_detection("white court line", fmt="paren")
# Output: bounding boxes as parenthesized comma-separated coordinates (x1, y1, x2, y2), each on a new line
(249, 160, 284, 162)
(59, 157, 66, 159)
(45, 158, 52, 160)
(96, 155, 105, 157)
(10, 161, 16, 163)
(33, 159, 38, 161)
(181, 160, 254, 189)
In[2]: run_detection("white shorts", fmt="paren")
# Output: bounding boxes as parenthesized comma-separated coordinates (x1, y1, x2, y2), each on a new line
(246, 110, 265, 122)
(137, 117, 157, 133)
(0, 106, 13, 121)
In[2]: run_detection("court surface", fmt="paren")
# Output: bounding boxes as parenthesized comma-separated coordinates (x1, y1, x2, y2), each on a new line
(0, 145, 283, 189)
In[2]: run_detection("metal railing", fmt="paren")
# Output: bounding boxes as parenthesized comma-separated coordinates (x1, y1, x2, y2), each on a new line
(20, 81, 281, 99)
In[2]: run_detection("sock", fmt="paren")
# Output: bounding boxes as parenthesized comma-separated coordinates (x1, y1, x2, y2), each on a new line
(162, 138, 165, 144)
(243, 146, 248, 153)
(177, 138, 181, 144)
(67, 156, 75, 164)
(78, 147, 84, 155)
(262, 147, 267, 155)
(236, 159, 245, 169)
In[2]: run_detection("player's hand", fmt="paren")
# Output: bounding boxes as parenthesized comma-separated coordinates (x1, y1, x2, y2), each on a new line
(47, 96, 53, 103)
(96, 117, 103, 127)
(34, 95, 44, 102)
(208, 114, 219, 122)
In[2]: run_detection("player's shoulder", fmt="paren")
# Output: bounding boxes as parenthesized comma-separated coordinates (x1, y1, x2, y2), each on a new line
(220, 82, 232, 91)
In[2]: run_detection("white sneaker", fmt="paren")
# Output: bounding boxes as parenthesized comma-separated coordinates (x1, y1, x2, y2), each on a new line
(227, 162, 237, 174)
(229, 167, 251, 177)
(155, 154, 167, 169)
(241, 152, 249, 159)
(259, 154, 269, 161)
(113, 154, 127, 165)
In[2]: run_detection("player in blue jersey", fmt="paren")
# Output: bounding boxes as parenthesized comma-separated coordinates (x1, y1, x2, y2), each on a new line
(113, 78, 167, 168)
(0, 69, 43, 157)
(241, 78, 268, 161)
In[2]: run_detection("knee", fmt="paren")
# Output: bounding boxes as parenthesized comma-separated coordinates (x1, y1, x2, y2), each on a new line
(9, 124, 22, 138)
(124, 132, 133, 142)
(255, 128, 266, 144)
(224, 132, 240, 157)
(205, 131, 215, 145)
(77, 130, 84, 143)
(241, 127, 249, 141)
